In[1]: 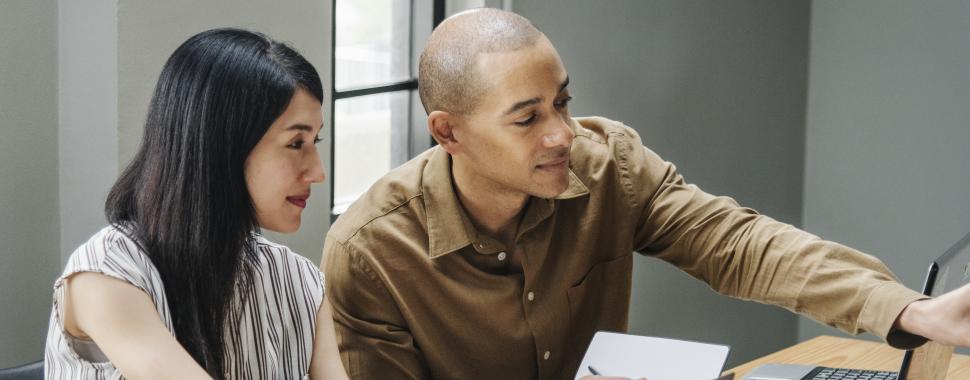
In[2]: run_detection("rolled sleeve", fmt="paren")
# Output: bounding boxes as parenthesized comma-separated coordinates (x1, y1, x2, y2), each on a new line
(861, 282, 929, 349)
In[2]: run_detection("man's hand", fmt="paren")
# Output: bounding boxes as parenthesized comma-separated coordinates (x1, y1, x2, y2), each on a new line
(895, 282, 970, 347)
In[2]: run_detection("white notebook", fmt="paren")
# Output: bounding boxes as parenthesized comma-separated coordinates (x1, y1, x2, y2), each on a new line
(574, 331, 731, 380)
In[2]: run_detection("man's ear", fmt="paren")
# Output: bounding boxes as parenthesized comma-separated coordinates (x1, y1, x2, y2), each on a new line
(427, 110, 462, 155)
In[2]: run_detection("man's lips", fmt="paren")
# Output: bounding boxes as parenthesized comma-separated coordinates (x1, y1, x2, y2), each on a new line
(537, 157, 569, 169)
(287, 194, 309, 208)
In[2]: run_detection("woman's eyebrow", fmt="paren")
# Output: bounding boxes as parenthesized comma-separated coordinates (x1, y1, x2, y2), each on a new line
(285, 124, 314, 132)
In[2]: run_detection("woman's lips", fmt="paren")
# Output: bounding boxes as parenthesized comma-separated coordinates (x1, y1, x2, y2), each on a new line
(287, 195, 309, 208)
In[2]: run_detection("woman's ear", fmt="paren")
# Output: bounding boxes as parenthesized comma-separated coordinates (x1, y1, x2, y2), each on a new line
(427, 110, 461, 155)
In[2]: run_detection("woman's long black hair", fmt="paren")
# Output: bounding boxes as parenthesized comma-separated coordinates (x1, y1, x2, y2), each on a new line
(105, 28, 323, 378)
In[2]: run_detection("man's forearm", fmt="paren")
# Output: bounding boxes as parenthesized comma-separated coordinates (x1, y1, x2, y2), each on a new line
(892, 284, 970, 348)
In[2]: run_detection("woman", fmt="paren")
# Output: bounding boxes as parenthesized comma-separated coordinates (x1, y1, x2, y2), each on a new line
(44, 28, 348, 379)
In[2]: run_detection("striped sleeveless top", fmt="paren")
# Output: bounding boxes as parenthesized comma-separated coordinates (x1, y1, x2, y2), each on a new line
(44, 226, 325, 379)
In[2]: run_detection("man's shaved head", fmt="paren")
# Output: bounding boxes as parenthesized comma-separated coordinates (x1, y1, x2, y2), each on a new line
(418, 8, 543, 114)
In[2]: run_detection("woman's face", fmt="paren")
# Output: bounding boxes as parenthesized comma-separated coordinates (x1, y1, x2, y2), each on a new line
(245, 89, 326, 233)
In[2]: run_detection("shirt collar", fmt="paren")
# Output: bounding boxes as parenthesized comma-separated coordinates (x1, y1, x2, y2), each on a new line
(422, 146, 590, 259)
(423, 147, 478, 259)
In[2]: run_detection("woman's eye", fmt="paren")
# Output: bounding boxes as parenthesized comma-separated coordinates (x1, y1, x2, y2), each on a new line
(514, 114, 537, 126)
(313, 135, 322, 144)
(287, 140, 304, 149)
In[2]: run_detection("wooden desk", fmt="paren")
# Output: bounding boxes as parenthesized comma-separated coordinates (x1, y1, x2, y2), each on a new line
(727, 336, 970, 379)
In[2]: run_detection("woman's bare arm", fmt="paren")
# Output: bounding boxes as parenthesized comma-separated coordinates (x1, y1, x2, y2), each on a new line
(64, 272, 212, 379)
(309, 299, 349, 380)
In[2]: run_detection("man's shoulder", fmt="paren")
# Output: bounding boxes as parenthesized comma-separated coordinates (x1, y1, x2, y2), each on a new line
(569, 116, 648, 181)
(572, 116, 642, 144)
(571, 116, 646, 160)
(326, 149, 433, 248)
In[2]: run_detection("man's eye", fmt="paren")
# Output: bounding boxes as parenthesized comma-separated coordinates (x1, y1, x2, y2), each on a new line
(514, 114, 537, 126)
(554, 95, 573, 109)
(288, 140, 304, 149)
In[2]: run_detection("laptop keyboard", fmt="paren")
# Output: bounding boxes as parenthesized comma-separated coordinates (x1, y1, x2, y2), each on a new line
(807, 367, 898, 380)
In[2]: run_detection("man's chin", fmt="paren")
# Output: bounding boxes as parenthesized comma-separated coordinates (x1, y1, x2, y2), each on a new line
(530, 181, 570, 199)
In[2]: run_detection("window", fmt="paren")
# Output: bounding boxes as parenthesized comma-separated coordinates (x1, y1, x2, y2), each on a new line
(330, 0, 510, 218)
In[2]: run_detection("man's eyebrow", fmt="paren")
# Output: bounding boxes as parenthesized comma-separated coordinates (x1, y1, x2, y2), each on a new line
(501, 76, 571, 117)
(500, 76, 571, 117)
(503, 97, 542, 116)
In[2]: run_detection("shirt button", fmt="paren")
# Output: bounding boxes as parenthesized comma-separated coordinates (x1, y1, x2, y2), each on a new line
(497, 252, 507, 261)
(527, 291, 535, 301)
(543, 350, 551, 360)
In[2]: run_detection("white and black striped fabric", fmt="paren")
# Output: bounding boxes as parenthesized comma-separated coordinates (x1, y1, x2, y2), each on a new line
(44, 226, 324, 379)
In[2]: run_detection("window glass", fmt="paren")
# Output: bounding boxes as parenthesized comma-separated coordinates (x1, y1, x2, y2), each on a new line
(333, 90, 410, 213)
(335, 0, 412, 90)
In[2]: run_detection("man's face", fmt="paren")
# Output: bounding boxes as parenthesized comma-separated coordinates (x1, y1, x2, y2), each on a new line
(454, 36, 574, 199)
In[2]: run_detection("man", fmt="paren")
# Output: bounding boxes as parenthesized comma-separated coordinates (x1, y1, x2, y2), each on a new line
(322, 8, 970, 379)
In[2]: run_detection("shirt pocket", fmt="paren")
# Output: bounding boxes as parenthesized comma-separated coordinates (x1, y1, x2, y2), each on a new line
(565, 254, 633, 355)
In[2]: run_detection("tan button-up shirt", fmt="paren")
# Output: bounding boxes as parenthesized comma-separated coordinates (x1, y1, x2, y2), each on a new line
(322, 116, 925, 379)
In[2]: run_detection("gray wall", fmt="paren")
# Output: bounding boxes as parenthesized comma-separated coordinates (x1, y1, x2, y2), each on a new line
(0, 0, 60, 367)
(515, 0, 811, 366)
(58, 0, 118, 262)
(800, 0, 970, 341)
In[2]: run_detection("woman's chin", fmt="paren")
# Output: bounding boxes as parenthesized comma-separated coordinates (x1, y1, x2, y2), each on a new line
(260, 220, 301, 235)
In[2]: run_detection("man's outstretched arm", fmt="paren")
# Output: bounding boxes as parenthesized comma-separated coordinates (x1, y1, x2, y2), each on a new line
(609, 123, 929, 347)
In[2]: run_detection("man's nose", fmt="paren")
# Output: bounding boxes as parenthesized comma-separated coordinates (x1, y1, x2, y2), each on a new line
(542, 118, 574, 148)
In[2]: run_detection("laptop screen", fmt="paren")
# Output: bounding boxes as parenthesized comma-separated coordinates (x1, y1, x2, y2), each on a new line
(928, 231, 970, 297)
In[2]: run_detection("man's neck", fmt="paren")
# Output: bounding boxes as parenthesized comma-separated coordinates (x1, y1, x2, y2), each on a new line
(451, 158, 529, 245)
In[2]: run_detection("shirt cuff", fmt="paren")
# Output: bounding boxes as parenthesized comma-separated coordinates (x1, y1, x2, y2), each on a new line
(859, 281, 930, 349)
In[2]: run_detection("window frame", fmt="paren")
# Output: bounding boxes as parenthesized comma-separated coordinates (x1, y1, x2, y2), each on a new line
(328, 0, 446, 220)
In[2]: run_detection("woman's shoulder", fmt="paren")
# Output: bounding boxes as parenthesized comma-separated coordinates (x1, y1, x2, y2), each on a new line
(83, 224, 139, 249)
(63, 225, 153, 275)
(53, 225, 170, 336)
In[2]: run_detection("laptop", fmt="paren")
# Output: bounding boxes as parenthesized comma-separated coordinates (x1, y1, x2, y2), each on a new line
(742, 230, 970, 380)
